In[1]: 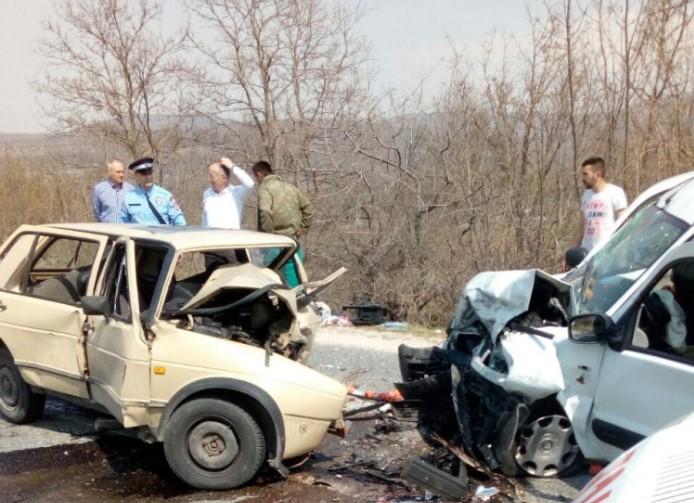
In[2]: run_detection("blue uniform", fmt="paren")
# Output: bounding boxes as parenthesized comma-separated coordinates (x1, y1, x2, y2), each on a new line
(119, 185, 186, 226)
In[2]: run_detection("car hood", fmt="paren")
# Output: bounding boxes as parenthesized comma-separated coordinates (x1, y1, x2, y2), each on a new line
(397, 268, 576, 473)
(180, 263, 297, 314)
(444, 268, 573, 403)
(449, 268, 573, 344)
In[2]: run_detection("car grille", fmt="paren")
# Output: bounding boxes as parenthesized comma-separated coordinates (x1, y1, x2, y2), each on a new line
(652, 449, 694, 502)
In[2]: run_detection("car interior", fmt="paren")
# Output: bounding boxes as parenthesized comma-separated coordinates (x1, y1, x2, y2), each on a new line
(25, 236, 99, 305)
(634, 262, 694, 360)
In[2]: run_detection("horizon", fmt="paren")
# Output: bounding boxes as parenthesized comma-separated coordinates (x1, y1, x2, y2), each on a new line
(0, 0, 541, 134)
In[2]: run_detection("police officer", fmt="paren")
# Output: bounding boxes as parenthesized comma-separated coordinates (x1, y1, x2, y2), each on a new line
(119, 157, 186, 226)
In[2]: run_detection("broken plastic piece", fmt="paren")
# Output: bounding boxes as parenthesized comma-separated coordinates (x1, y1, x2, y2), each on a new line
(327, 418, 350, 438)
(478, 444, 499, 470)
(377, 403, 392, 413)
(401, 458, 468, 500)
(474, 484, 499, 501)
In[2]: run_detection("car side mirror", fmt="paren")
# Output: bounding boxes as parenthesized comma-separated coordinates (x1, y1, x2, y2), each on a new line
(569, 313, 616, 343)
(81, 295, 111, 318)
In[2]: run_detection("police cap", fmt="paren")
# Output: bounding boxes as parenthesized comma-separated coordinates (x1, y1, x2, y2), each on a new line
(129, 157, 155, 172)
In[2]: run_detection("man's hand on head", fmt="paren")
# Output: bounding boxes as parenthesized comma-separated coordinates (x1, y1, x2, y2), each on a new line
(220, 157, 233, 168)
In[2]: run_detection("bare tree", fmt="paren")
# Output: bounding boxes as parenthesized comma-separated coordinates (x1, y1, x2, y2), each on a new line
(15, 0, 693, 328)
(630, 0, 693, 187)
(190, 0, 368, 181)
(36, 0, 194, 179)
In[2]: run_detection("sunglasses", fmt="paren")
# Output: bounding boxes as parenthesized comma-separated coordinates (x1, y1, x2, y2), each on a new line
(137, 168, 154, 175)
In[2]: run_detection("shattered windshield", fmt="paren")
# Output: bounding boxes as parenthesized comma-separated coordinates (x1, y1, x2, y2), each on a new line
(577, 202, 688, 314)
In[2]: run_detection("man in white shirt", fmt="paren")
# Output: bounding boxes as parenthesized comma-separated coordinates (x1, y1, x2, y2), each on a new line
(202, 157, 255, 229)
(577, 156, 628, 251)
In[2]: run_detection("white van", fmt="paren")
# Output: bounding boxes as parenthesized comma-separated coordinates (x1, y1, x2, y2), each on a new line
(399, 172, 694, 478)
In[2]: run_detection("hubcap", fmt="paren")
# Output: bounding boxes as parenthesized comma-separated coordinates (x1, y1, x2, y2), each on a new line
(0, 366, 18, 408)
(515, 415, 579, 477)
(187, 420, 239, 471)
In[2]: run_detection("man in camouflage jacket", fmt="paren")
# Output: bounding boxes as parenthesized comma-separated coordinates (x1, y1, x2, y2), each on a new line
(252, 160, 313, 287)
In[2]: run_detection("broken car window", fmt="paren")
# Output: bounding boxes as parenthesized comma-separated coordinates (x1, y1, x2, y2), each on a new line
(578, 203, 688, 315)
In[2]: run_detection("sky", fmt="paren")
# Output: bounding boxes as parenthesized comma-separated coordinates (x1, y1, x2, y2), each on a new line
(0, 0, 541, 134)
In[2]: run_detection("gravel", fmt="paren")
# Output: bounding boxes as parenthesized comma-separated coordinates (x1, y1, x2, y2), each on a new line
(309, 325, 442, 390)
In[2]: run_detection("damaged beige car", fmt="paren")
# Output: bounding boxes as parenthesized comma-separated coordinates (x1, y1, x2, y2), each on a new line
(0, 223, 346, 489)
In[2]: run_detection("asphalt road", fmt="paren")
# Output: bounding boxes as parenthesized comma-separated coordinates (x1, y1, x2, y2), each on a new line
(0, 326, 591, 502)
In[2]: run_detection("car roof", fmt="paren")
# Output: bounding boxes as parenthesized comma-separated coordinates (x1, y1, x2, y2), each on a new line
(44, 223, 297, 250)
(658, 177, 694, 225)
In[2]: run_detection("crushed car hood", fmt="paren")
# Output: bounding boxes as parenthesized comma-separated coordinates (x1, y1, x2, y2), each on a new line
(450, 269, 573, 344)
(397, 268, 577, 474)
(180, 263, 297, 313)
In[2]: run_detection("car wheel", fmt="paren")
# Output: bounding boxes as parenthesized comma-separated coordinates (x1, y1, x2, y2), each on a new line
(0, 349, 45, 424)
(512, 412, 582, 477)
(163, 398, 266, 490)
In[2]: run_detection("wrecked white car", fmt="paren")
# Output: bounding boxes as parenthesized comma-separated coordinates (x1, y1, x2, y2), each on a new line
(398, 173, 694, 478)
(0, 224, 346, 489)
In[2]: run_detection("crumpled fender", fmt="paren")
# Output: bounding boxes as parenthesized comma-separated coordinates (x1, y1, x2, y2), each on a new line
(470, 330, 565, 402)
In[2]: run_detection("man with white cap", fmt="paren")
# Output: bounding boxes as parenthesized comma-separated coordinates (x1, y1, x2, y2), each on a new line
(118, 157, 186, 226)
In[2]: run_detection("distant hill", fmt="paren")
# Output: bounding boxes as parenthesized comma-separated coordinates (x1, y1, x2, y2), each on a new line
(0, 133, 122, 167)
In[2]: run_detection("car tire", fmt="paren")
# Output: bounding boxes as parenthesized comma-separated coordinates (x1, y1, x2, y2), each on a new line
(499, 399, 583, 478)
(163, 398, 266, 490)
(0, 349, 45, 424)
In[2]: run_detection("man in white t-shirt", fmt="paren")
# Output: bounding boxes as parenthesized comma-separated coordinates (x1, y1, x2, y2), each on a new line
(202, 157, 255, 229)
(577, 156, 628, 251)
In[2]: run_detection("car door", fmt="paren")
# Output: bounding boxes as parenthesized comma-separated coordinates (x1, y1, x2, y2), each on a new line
(585, 243, 694, 460)
(0, 226, 109, 398)
(85, 238, 152, 427)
